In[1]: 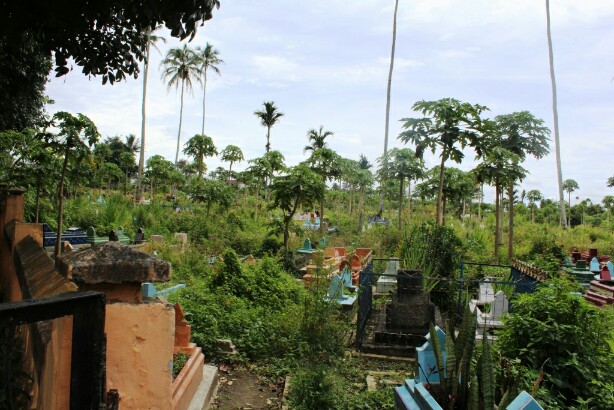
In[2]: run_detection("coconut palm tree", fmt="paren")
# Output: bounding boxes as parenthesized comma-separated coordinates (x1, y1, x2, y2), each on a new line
(526, 189, 543, 223)
(197, 42, 223, 135)
(545, 0, 567, 228)
(562, 178, 579, 226)
(380, 0, 400, 212)
(254, 101, 284, 153)
(304, 126, 333, 153)
(183, 134, 217, 178)
(137, 27, 165, 200)
(160, 44, 201, 164)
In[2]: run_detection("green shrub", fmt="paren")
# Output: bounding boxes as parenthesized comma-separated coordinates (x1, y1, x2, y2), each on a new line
(289, 365, 339, 410)
(496, 279, 614, 407)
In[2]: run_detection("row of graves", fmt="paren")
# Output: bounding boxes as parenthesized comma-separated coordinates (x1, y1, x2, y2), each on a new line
(296, 237, 373, 308)
(562, 248, 614, 308)
(42, 223, 145, 249)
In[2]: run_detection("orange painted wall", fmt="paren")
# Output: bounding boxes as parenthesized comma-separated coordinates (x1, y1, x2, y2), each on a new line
(106, 302, 175, 409)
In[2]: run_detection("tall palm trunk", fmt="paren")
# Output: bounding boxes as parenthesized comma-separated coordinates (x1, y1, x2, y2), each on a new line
(175, 80, 185, 165)
(55, 144, 71, 258)
(546, 0, 567, 229)
(398, 177, 404, 229)
(137, 40, 151, 201)
(255, 181, 261, 221)
(35, 185, 40, 223)
(436, 146, 447, 225)
(508, 184, 514, 260)
(567, 191, 571, 228)
(379, 0, 400, 213)
(201, 70, 208, 135)
(358, 186, 365, 229)
(407, 179, 412, 222)
(494, 185, 500, 263)
(265, 126, 271, 153)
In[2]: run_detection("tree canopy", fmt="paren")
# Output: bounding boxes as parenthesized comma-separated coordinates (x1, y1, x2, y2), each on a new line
(1, 0, 221, 84)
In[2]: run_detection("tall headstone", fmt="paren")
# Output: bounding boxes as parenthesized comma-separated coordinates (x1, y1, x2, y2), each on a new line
(590, 257, 600, 273)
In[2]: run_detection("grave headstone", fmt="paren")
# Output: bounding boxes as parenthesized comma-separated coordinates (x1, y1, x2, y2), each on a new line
(133, 228, 145, 244)
(590, 257, 600, 273)
(490, 291, 509, 320)
(415, 325, 446, 383)
(326, 275, 347, 300)
(601, 265, 611, 281)
(339, 266, 354, 290)
(297, 238, 314, 254)
(576, 260, 587, 270)
(150, 235, 164, 243)
(478, 279, 496, 304)
(109, 229, 119, 242)
(571, 251, 582, 263)
(175, 232, 188, 253)
(607, 261, 614, 275)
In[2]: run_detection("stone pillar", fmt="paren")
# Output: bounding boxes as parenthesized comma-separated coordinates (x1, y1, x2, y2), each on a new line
(0, 187, 25, 301)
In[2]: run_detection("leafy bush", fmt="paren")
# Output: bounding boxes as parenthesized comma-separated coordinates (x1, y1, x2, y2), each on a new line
(496, 279, 614, 407)
(399, 221, 463, 315)
(289, 365, 339, 410)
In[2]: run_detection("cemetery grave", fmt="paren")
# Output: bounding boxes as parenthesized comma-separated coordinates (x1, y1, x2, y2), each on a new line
(361, 270, 441, 358)
(42, 223, 88, 247)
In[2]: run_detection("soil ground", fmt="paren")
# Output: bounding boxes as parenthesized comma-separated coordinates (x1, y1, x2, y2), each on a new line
(211, 366, 283, 410)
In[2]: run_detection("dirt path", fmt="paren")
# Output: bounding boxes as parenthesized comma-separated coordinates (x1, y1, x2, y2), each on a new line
(211, 366, 282, 410)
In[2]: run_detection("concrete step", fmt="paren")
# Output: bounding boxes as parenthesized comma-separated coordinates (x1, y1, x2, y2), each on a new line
(187, 365, 219, 410)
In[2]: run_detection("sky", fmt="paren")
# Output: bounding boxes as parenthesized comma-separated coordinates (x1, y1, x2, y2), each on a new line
(45, 0, 614, 205)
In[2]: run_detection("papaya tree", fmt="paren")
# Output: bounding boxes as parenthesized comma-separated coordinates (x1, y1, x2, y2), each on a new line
(398, 98, 488, 225)
(270, 165, 325, 251)
(474, 148, 527, 263)
(44, 112, 99, 257)
(490, 112, 550, 258)
(378, 147, 424, 228)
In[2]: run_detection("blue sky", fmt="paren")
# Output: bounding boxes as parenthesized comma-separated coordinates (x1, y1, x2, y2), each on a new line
(46, 0, 614, 205)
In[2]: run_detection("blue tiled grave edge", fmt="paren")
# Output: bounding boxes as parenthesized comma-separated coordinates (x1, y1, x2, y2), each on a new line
(394, 326, 543, 410)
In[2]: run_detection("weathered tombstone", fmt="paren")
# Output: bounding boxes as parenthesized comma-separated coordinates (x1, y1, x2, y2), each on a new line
(563, 256, 573, 268)
(376, 259, 398, 294)
(490, 291, 509, 320)
(571, 251, 582, 263)
(109, 229, 119, 242)
(576, 259, 587, 270)
(326, 275, 346, 300)
(150, 235, 164, 243)
(590, 257, 600, 273)
(478, 279, 495, 304)
(589, 248, 598, 260)
(318, 237, 327, 248)
(339, 266, 353, 289)
(175, 232, 188, 253)
(601, 265, 611, 281)
(607, 261, 614, 275)
(133, 228, 145, 244)
(297, 238, 314, 254)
